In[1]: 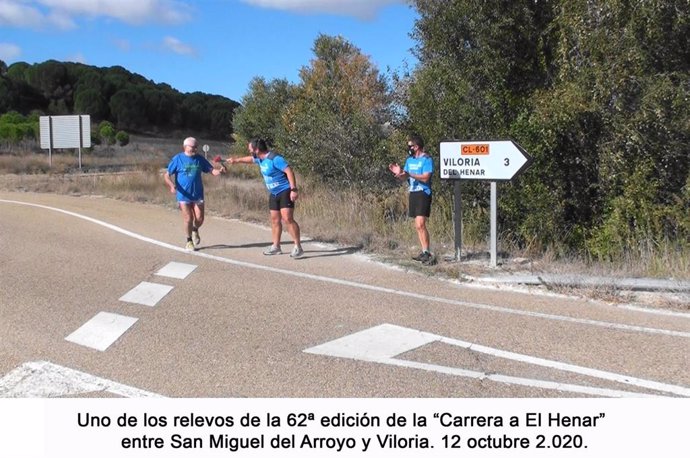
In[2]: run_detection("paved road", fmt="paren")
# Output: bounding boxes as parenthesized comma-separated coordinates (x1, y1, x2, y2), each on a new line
(1, 192, 688, 398)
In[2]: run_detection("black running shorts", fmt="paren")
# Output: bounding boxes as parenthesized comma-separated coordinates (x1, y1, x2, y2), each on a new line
(269, 189, 295, 211)
(409, 191, 432, 218)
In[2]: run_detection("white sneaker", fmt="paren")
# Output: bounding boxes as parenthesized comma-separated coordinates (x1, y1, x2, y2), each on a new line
(263, 245, 282, 255)
(290, 246, 304, 258)
(192, 229, 200, 246)
(185, 240, 196, 251)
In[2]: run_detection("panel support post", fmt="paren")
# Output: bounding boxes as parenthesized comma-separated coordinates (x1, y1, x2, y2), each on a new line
(490, 181, 498, 268)
(453, 180, 462, 261)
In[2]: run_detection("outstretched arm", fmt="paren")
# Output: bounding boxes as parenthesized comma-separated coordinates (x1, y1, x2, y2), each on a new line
(227, 155, 255, 165)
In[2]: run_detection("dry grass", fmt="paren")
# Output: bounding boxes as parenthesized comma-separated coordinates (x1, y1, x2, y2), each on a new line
(2, 140, 688, 293)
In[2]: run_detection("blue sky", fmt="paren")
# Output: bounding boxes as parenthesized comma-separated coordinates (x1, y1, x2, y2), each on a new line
(0, 0, 419, 102)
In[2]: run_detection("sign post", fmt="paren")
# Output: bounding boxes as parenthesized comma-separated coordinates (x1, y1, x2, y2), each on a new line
(202, 144, 210, 159)
(490, 181, 498, 267)
(440, 140, 532, 267)
(453, 181, 462, 261)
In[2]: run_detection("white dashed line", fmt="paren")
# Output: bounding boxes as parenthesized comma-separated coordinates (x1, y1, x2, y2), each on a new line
(2, 198, 688, 338)
(155, 261, 198, 279)
(64, 312, 138, 351)
(118, 281, 174, 307)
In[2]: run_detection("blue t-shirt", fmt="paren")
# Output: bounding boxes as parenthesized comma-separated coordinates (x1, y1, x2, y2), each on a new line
(253, 152, 291, 195)
(404, 153, 433, 195)
(167, 153, 214, 202)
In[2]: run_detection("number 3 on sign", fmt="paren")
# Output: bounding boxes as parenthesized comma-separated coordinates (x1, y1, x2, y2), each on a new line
(504, 158, 510, 166)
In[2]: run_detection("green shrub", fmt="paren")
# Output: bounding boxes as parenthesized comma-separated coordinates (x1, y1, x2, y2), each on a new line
(0, 111, 38, 142)
(98, 121, 116, 145)
(116, 130, 129, 146)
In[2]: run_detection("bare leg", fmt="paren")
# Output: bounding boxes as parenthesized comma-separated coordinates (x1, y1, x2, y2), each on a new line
(192, 203, 205, 228)
(269, 210, 282, 247)
(415, 215, 430, 252)
(180, 203, 194, 238)
(280, 207, 301, 248)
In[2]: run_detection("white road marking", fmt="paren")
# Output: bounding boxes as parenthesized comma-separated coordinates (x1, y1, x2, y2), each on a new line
(306, 323, 438, 360)
(618, 303, 690, 318)
(0, 361, 163, 397)
(305, 324, 690, 398)
(65, 312, 138, 351)
(2, 199, 688, 338)
(118, 281, 173, 306)
(155, 261, 197, 279)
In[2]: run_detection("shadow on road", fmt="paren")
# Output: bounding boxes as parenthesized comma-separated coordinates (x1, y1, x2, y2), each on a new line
(293, 246, 361, 260)
(198, 241, 273, 250)
(197, 242, 361, 259)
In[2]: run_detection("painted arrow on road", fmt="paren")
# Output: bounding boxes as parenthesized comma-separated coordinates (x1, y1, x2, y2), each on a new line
(304, 323, 690, 398)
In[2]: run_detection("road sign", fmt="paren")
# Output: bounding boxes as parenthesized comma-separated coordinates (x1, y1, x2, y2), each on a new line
(440, 140, 532, 181)
(202, 144, 210, 153)
(39, 115, 91, 169)
(39, 115, 91, 149)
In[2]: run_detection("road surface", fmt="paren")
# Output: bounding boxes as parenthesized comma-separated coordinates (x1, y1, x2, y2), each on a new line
(1, 192, 688, 398)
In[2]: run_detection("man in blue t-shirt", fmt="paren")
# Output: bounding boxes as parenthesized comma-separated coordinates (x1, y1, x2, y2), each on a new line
(164, 137, 225, 251)
(227, 139, 304, 258)
(389, 134, 436, 265)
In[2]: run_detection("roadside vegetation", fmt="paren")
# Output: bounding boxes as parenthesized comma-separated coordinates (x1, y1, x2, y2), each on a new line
(1, 1, 688, 290)
(0, 144, 687, 286)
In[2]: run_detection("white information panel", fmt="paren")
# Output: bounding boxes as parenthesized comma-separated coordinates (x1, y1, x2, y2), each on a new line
(39, 115, 91, 149)
(440, 140, 531, 181)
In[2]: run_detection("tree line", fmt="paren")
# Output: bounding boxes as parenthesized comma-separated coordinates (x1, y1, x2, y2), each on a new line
(232, 0, 689, 261)
(0, 59, 239, 140)
(0, 0, 687, 260)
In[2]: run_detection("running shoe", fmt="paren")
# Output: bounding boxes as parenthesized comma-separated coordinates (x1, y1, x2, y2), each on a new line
(263, 245, 282, 255)
(422, 253, 437, 266)
(290, 246, 304, 258)
(412, 251, 431, 262)
(192, 229, 200, 246)
(185, 240, 196, 251)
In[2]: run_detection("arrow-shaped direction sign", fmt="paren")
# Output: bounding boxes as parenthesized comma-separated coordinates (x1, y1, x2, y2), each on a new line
(440, 140, 532, 181)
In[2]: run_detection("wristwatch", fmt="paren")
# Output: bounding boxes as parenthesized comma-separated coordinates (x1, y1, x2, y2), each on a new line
(291, 188, 298, 192)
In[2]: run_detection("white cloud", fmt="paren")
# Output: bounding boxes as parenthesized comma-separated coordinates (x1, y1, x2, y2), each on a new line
(240, 0, 403, 20)
(163, 36, 197, 56)
(0, 0, 190, 29)
(0, 42, 21, 60)
(37, 0, 190, 24)
(0, 0, 44, 27)
(46, 9, 76, 29)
